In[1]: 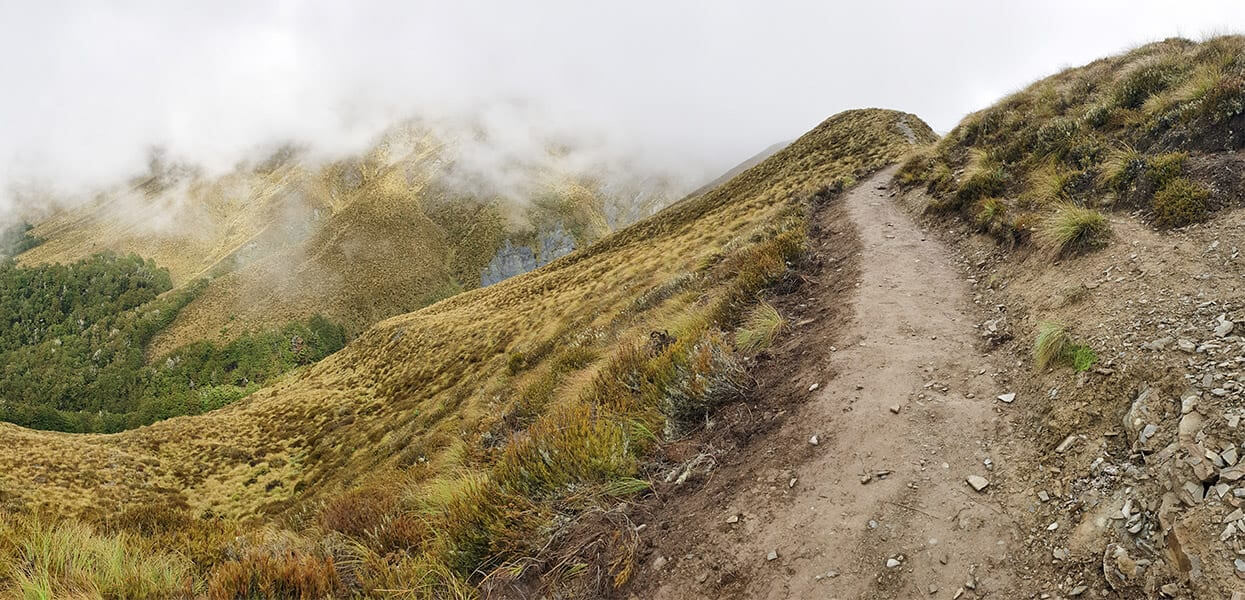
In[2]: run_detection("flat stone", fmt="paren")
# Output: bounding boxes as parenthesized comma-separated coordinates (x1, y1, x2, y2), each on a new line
(889, 404, 901, 414)
(997, 392, 1015, 403)
(966, 475, 990, 492)
(1178, 339, 1197, 353)
(1216, 319, 1235, 338)
(808, 434, 820, 446)
(885, 557, 902, 568)
(766, 550, 779, 561)
(808, 383, 820, 391)
(1055, 434, 1077, 453)
(1070, 585, 1088, 596)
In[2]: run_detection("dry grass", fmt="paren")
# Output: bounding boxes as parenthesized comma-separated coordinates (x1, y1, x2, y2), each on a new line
(0, 109, 930, 595)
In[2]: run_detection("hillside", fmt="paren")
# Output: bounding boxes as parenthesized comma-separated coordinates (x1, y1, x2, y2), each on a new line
(899, 36, 1245, 241)
(0, 109, 930, 597)
(16, 123, 680, 358)
(881, 36, 1245, 599)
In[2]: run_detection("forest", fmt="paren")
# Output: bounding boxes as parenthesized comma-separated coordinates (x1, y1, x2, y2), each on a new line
(0, 251, 346, 432)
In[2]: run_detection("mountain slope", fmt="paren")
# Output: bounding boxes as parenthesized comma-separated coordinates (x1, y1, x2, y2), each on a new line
(16, 123, 682, 358)
(0, 108, 932, 596)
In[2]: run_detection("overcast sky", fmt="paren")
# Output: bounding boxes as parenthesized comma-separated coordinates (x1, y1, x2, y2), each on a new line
(1, 1, 1242, 212)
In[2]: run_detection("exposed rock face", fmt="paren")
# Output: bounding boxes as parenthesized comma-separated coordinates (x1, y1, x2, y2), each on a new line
(479, 225, 576, 286)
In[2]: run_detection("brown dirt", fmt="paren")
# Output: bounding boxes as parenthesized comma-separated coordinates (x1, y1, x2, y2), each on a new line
(620, 167, 1035, 599)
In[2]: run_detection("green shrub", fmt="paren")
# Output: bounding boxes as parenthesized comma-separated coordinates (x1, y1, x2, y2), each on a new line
(1036, 205, 1111, 256)
(1191, 74, 1245, 124)
(1069, 345, 1097, 372)
(956, 164, 1007, 206)
(1083, 104, 1112, 128)
(1152, 177, 1210, 228)
(506, 351, 526, 375)
(0, 222, 43, 258)
(1145, 152, 1187, 189)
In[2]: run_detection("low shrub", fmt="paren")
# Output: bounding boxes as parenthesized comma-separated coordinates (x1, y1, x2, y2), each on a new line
(1144, 152, 1187, 189)
(1152, 177, 1210, 228)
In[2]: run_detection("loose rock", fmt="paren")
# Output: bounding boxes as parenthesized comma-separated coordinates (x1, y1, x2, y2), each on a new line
(966, 475, 990, 492)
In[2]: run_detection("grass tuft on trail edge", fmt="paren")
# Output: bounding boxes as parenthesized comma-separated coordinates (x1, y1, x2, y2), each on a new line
(1036, 205, 1111, 257)
(1033, 321, 1097, 372)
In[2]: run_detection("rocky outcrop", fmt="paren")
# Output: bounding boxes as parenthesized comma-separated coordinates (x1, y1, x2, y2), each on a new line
(479, 225, 576, 286)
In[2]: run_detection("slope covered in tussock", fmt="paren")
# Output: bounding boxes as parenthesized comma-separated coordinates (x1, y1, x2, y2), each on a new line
(0, 109, 932, 596)
(898, 35, 1245, 244)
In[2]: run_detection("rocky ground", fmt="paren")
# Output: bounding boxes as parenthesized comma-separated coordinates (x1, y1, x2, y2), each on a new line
(898, 177, 1245, 598)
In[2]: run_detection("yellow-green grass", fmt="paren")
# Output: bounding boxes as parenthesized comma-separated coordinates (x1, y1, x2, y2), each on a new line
(0, 512, 195, 599)
(1036, 205, 1111, 257)
(735, 302, 785, 352)
(1033, 321, 1097, 371)
(0, 109, 931, 594)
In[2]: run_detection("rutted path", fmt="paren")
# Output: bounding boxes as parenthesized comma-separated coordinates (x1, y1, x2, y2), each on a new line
(640, 167, 1027, 599)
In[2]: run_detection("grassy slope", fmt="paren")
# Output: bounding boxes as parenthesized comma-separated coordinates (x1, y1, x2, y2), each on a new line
(898, 35, 1245, 241)
(0, 109, 931, 595)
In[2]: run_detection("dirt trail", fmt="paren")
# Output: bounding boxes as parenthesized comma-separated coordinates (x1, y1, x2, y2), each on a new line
(641, 167, 1028, 599)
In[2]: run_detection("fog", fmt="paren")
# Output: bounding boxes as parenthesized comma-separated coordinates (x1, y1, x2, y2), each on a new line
(1, 1, 1243, 219)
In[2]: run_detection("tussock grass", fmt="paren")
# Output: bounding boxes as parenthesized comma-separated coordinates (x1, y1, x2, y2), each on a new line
(1097, 143, 1142, 192)
(1033, 322, 1071, 369)
(735, 302, 784, 352)
(1026, 161, 1074, 204)
(1033, 321, 1097, 371)
(1036, 205, 1111, 257)
(0, 514, 194, 599)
